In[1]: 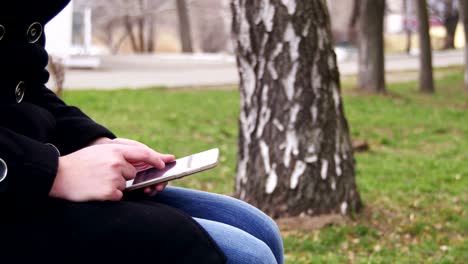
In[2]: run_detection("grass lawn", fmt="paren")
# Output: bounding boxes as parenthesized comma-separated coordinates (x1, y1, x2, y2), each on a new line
(62, 68, 467, 263)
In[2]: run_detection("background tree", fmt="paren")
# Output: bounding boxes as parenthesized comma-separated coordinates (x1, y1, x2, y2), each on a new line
(192, 0, 229, 53)
(232, 0, 362, 218)
(403, 0, 413, 53)
(176, 0, 194, 53)
(356, 0, 386, 93)
(416, 0, 435, 93)
(77, 0, 170, 54)
(428, 0, 459, 50)
(459, 0, 468, 91)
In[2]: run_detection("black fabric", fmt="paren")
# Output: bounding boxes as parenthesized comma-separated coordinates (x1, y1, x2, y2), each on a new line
(0, 1, 226, 263)
(0, 197, 225, 264)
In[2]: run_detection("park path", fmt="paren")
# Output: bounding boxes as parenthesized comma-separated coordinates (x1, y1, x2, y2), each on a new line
(56, 49, 465, 90)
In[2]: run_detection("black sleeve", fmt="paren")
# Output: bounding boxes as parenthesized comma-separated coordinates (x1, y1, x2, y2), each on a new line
(0, 126, 59, 199)
(28, 84, 116, 155)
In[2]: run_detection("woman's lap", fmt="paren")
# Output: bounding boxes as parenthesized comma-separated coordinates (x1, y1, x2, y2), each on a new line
(152, 186, 284, 264)
(1, 198, 225, 263)
(1, 186, 284, 264)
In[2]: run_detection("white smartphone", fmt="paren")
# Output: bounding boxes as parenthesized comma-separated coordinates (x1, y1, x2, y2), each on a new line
(125, 148, 219, 191)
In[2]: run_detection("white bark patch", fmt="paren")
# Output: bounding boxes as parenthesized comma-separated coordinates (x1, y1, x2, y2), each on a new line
(239, 57, 256, 107)
(257, 35, 269, 77)
(256, 0, 276, 32)
(334, 153, 342, 176)
(283, 22, 300, 62)
(265, 163, 278, 193)
(290, 160, 307, 189)
(281, 0, 297, 15)
(273, 118, 285, 131)
(259, 140, 271, 173)
(284, 130, 298, 167)
(256, 85, 271, 138)
(267, 62, 279, 80)
(240, 189, 246, 200)
(238, 4, 252, 52)
(311, 65, 321, 97)
(282, 62, 298, 101)
(240, 106, 258, 135)
(331, 180, 336, 191)
(283, 103, 301, 167)
(289, 103, 301, 125)
(320, 159, 328, 180)
(340, 202, 348, 215)
(237, 109, 257, 187)
(305, 155, 318, 163)
(311, 105, 318, 123)
(258, 58, 266, 79)
(317, 28, 327, 50)
(331, 82, 341, 111)
(302, 20, 311, 37)
(328, 54, 335, 70)
(307, 145, 316, 153)
(267, 43, 283, 80)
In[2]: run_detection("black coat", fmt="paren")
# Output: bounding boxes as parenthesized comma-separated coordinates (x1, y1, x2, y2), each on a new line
(0, 2, 226, 263)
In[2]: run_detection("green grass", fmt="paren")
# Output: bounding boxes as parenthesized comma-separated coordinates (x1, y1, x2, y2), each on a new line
(62, 67, 467, 263)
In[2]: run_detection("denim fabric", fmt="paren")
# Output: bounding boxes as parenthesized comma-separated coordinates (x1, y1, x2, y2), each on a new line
(153, 186, 284, 264)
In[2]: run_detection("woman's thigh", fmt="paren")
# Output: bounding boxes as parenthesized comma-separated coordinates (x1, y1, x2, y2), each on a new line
(194, 217, 277, 264)
(152, 186, 284, 263)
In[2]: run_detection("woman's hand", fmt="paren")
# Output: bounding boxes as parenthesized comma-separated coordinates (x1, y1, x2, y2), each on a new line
(49, 144, 167, 202)
(87, 137, 175, 195)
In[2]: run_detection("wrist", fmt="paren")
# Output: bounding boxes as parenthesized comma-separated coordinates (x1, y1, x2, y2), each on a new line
(49, 156, 66, 198)
(87, 137, 112, 146)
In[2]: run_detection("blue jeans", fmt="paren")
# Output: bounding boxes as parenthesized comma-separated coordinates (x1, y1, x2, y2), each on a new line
(152, 186, 284, 264)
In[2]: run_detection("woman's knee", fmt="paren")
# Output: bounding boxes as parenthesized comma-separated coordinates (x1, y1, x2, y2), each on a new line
(230, 239, 277, 264)
(197, 218, 277, 264)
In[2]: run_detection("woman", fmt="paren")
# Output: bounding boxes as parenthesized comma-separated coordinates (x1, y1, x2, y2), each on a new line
(0, 1, 283, 263)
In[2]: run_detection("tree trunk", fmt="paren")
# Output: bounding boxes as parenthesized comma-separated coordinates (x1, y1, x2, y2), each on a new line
(358, 0, 386, 93)
(460, 0, 468, 92)
(403, 0, 412, 54)
(176, 0, 194, 53)
(442, 15, 459, 50)
(137, 16, 146, 52)
(147, 17, 155, 53)
(124, 16, 139, 53)
(442, 0, 459, 50)
(232, 0, 362, 218)
(416, 0, 434, 93)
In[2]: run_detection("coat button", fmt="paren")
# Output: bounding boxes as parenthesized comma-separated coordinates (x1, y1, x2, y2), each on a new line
(0, 24, 5, 41)
(26, 22, 42, 43)
(0, 158, 7, 183)
(46, 143, 61, 156)
(15, 81, 25, 103)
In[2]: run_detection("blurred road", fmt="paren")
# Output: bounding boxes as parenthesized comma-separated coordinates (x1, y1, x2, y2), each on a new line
(57, 49, 465, 90)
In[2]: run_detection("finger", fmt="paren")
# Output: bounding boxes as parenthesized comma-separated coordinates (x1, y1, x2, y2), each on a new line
(144, 187, 152, 194)
(120, 161, 137, 180)
(160, 154, 176, 163)
(156, 184, 165, 192)
(156, 182, 168, 189)
(115, 176, 127, 191)
(107, 189, 123, 201)
(119, 146, 165, 169)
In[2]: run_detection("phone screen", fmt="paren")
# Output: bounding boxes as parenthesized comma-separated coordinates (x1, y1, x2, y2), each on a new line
(125, 148, 219, 190)
(133, 161, 178, 185)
